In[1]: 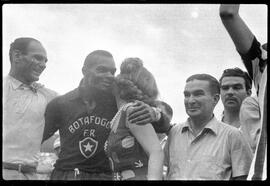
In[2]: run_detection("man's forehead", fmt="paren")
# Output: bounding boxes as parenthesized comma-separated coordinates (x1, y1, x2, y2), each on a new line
(185, 79, 210, 91)
(85, 54, 115, 67)
(27, 40, 47, 55)
(221, 76, 245, 85)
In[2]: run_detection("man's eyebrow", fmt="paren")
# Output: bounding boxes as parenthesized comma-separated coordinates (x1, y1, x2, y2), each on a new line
(221, 83, 243, 86)
(184, 89, 204, 94)
(193, 89, 204, 93)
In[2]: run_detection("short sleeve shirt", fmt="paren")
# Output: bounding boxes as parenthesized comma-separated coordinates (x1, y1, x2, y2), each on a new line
(164, 116, 253, 180)
(42, 85, 117, 173)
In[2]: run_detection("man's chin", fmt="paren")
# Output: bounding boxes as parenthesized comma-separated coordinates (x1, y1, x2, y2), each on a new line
(187, 111, 201, 117)
(225, 103, 239, 109)
(28, 76, 39, 83)
(95, 87, 113, 95)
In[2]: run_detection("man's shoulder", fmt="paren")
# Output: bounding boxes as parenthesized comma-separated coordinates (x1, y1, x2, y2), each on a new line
(170, 122, 186, 134)
(217, 120, 241, 136)
(50, 88, 79, 105)
(40, 85, 58, 97)
(242, 96, 259, 105)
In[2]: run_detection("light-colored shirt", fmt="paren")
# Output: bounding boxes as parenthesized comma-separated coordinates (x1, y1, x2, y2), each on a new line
(246, 44, 267, 180)
(239, 96, 260, 154)
(3, 75, 58, 167)
(164, 116, 253, 180)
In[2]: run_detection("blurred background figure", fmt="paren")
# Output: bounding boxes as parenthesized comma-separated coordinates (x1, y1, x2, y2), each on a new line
(155, 101, 173, 149)
(53, 137, 61, 157)
(36, 132, 60, 180)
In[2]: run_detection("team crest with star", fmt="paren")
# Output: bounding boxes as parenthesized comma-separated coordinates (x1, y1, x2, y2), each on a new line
(79, 137, 98, 158)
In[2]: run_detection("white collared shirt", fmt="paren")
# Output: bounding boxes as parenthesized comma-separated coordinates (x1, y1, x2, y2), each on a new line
(3, 75, 58, 166)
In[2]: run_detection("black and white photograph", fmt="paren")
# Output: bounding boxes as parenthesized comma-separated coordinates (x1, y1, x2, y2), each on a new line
(2, 3, 267, 181)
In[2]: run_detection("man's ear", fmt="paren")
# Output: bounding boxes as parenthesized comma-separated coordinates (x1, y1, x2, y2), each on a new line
(213, 94, 220, 105)
(247, 89, 252, 96)
(82, 66, 87, 76)
(12, 50, 22, 63)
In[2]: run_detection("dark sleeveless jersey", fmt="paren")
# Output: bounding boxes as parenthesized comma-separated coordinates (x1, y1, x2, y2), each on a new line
(42, 87, 117, 173)
(105, 104, 148, 173)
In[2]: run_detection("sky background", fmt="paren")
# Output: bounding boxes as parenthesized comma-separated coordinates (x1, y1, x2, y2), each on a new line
(2, 4, 267, 123)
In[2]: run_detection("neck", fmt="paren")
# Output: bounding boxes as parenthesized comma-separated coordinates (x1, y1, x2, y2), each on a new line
(80, 78, 95, 100)
(115, 96, 127, 109)
(223, 109, 240, 127)
(189, 114, 214, 136)
(9, 70, 32, 85)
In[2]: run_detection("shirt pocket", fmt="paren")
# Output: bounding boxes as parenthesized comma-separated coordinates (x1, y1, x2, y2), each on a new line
(196, 155, 225, 180)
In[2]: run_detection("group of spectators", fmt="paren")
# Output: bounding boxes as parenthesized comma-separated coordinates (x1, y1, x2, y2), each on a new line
(3, 4, 267, 180)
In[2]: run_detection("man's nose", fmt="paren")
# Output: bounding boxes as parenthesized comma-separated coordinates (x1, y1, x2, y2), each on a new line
(226, 87, 235, 95)
(38, 61, 46, 69)
(105, 71, 115, 79)
(187, 95, 196, 104)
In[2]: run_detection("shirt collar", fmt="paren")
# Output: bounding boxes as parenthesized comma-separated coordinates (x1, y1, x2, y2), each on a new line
(8, 75, 23, 90)
(68, 79, 90, 101)
(182, 115, 218, 135)
(7, 75, 44, 93)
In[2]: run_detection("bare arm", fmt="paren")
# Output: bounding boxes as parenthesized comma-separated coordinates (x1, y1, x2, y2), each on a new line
(219, 4, 254, 54)
(42, 98, 61, 144)
(127, 110, 164, 180)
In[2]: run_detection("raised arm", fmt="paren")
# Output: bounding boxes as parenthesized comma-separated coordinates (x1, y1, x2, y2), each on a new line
(219, 4, 255, 54)
(220, 4, 267, 91)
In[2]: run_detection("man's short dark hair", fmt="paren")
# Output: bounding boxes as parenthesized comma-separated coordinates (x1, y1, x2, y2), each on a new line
(155, 100, 173, 119)
(186, 74, 220, 95)
(219, 67, 252, 91)
(83, 50, 114, 69)
(9, 37, 41, 63)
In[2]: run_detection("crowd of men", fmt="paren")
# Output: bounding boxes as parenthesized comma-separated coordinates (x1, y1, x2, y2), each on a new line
(3, 4, 267, 180)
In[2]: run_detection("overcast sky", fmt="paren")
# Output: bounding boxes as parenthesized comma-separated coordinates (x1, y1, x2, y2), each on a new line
(2, 4, 267, 123)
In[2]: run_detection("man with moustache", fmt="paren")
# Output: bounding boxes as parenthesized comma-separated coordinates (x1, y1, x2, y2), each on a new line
(219, 68, 260, 153)
(3, 37, 58, 180)
(164, 74, 252, 180)
(220, 4, 267, 180)
(219, 67, 252, 128)
(42, 50, 171, 180)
